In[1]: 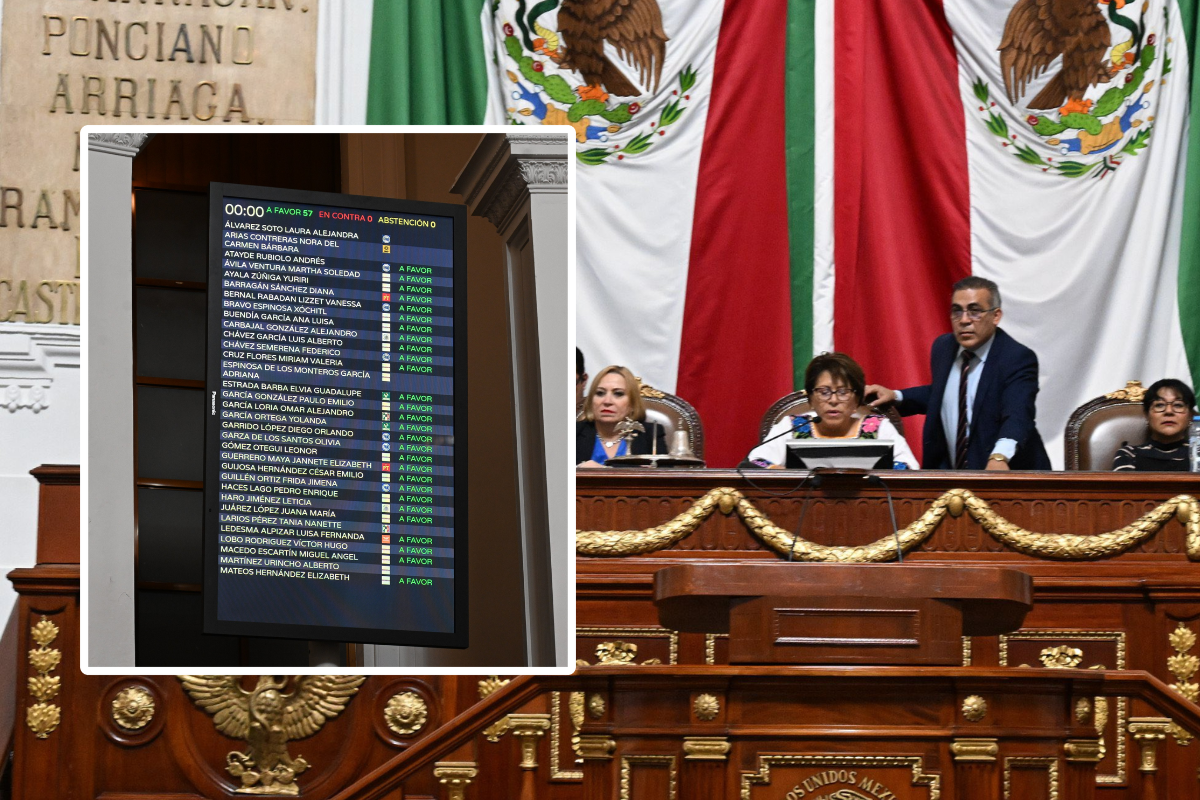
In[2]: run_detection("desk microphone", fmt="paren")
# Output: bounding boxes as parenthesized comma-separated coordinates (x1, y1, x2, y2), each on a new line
(787, 468, 825, 562)
(865, 473, 903, 562)
(733, 413, 827, 558)
(736, 412, 820, 469)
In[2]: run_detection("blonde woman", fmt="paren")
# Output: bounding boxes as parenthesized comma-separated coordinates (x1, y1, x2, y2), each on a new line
(576, 365, 668, 467)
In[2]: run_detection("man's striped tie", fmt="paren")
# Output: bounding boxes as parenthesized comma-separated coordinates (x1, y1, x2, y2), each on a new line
(954, 350, 975, 469)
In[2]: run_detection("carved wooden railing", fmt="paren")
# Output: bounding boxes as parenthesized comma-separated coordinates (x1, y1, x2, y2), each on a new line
(576, 471, 1200, 561)
(323, 666, 1200, 800)
(573, 470, 1200, 798)
(15, 466, 1200, 798)
(7, 465, 79, 797)
(329, 674, 556, 800)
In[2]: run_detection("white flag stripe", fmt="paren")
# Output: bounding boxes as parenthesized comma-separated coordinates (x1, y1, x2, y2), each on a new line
(482, 0, 725, 391)
(946, 0, 1192, 469)
(812, 0, 836, 356)
(572, 0, 725, 391)
(481, 5, 507, 126)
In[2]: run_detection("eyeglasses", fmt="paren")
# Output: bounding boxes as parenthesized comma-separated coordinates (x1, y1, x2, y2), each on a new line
(950, 307, 998, 321)
(811, 387, 855, 400)
(1149, 401, 1189, 413)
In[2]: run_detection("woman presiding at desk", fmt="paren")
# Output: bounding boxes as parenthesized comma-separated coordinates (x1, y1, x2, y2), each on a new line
(748, 352, 918, 470)
(1112, 378, 1197, 472)
(576, 365, 669, 468)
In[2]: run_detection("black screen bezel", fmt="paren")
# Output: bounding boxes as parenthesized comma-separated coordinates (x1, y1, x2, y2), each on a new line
(202, 182, 469, 649)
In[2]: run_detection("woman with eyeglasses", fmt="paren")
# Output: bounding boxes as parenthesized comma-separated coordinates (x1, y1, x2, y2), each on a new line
(748, 352, 918, 469)
(1112, 379, 1197, 471)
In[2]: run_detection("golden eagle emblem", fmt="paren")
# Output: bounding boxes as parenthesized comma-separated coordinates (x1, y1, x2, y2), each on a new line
(498, 0, 697, 161)
(179, 675, 365, 795)
(557, 0, 669, 98)
(977, 0, 1166, 177)
(998, 0, 1145, 116)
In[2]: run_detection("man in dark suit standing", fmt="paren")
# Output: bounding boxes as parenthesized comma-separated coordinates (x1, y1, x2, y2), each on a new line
(865, 277, 1051, 470)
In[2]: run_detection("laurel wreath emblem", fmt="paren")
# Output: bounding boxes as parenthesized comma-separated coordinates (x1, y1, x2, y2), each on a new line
(975, 3, 1171, 179)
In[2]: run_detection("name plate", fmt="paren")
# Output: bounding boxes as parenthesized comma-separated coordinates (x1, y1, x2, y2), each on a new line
(742, 756, 939, 800)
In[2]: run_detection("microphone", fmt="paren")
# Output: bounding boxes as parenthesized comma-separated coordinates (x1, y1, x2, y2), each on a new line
(865, 473, 903, 562)
(734, 415, 823, 506)
(730, 412, 828, 561)
(787, 468, 824, 562)
(736, 412, 818, 469)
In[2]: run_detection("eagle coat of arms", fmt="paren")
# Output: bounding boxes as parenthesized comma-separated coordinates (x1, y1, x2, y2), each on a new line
(975, 0, 1172, 178)
(494, 0, 699, 164)
(179, 675, 365, 795)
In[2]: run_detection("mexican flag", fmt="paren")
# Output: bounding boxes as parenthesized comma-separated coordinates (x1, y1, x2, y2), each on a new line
(478, 0, 1200, 469)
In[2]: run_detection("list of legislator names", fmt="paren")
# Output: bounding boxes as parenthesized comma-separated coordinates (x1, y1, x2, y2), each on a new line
(210, 195, 458, 638)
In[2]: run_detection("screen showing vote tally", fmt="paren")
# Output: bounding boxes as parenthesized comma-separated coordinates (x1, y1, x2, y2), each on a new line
(204, 184, 466, 648)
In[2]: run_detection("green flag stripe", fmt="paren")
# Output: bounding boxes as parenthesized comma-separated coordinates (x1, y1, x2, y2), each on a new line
(1181, 0, 1197, 58)
(368, 1, 489, 124)
(785, 0, 817, 389)
(1178, 0, 1200, 390)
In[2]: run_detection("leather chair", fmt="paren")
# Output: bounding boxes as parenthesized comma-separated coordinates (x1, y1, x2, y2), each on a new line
(638, 382, 705, 459)
(1064, 380, 1150, 470)
(758, 391, 905, 441)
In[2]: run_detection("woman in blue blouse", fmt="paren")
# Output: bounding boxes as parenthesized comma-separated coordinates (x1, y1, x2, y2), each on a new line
(576, 365, 668, 467)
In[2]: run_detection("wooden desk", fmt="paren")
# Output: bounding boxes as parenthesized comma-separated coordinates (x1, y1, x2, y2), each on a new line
(655, 562, 1033, 664)
(5, 466, 497, 800)
(575, 470, 1200, 793)
(577, 469, 1199, 561)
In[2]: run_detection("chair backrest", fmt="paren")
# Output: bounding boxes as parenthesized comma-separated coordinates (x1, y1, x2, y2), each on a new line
(1064, 381, 1150, 470)
(758, 391, 905, 442)
(638, 381, 705, 459)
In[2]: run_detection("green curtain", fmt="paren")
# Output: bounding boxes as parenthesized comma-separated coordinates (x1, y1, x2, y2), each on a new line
(367, 0, 491, 124)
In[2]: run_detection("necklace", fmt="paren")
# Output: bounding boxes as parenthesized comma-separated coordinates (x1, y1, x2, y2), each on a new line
(602, 439, 620, 449)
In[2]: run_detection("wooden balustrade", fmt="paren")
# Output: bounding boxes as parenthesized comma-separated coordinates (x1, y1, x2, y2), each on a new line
(8, 466, 1200, 797)
(575, 469, 1200, 798)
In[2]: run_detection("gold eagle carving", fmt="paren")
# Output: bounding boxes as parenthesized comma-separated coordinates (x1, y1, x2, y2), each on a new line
(557, 0, 669, 98)
(998, 0, 1117, 114)
(179, 675, 365, 795)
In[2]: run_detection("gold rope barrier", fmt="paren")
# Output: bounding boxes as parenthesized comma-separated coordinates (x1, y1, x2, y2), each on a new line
(574, 488, 736, 556)
(575, 488, 1200, 561)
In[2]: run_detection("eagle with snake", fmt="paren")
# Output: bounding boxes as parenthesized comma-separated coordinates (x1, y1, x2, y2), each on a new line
(179, 675, 364, 794)
(999, 0, 1142, 115)
(523, 0, 669, 99)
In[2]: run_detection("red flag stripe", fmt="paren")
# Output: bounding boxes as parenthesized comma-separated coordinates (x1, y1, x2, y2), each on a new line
(677, 0, 794, 468)
(832, 0, 972, 460)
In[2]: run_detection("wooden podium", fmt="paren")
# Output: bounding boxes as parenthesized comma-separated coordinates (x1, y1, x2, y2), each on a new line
(655, 563, 1033, 665)
(11, 465, 1200, 800)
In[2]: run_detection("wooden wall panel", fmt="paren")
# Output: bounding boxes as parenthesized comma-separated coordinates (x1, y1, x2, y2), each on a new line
(340, 133, 406, 198)
(132, 133, 341, 192)
(575, 471, 1200, 798)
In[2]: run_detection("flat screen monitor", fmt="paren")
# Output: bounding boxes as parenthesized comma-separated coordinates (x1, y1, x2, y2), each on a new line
(784, 440, 893, 470)
(203, 182, 468, 648)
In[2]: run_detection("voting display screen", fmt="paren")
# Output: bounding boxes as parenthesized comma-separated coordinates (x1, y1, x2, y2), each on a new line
(203, 183, 467, 648)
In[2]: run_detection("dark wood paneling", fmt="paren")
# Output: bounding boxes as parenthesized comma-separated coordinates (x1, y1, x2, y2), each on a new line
(132, 134, 341, 193)
(576, 470, 1200, 799)
(32, 465, 80, 565)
